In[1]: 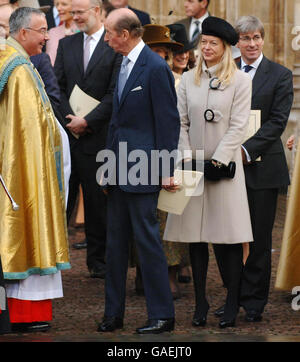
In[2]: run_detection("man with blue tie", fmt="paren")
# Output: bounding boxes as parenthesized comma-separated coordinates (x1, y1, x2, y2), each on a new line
(214, 15, 293, 323)
(97, 7, 180, 334)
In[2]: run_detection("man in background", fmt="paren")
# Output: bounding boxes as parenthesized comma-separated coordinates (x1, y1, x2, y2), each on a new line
(55, 0, 121, 279)
(236, 16, 293, 323)
(109, 0, 151, 25)
(177, 0, 209, 46)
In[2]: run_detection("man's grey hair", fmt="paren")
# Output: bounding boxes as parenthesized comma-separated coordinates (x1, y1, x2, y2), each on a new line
(235, 15, 265, 39)
(9, 6, 45, 35)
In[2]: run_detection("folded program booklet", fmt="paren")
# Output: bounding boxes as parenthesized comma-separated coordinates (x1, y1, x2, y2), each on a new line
(68, 84, 100, 139)
(157, 169, 203, 215)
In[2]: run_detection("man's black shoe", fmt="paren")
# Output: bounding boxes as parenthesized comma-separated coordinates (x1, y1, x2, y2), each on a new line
(12, 322, 51, 333)
(89, 265, 106, 279)
(97, 317, 123, 332)
(136, 318, 175, 334)
(219, 318, 236, 328)
(72, 240, 87, 250)
(245, 310, 263, 322)
(214, 304, 240, 318)
(214, 304, 225, 318)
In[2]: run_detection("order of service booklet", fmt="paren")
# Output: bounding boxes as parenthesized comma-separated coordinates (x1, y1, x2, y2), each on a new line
(68, 84, 100, 139)
(157, 169, 203, 215)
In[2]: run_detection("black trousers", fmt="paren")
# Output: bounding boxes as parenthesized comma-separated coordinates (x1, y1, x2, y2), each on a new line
(67, 143, 107, 268)
(239, 187, 279, 313)
(0, 257, 10, 334)
(190, 242, 243, 320)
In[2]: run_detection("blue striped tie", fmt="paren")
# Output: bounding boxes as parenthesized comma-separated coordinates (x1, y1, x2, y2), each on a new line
(244, 64, 253, 73)
(118, 56, 130, 100)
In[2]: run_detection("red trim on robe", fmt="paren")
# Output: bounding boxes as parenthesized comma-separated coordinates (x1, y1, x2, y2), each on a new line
(7, 298, 52, 323)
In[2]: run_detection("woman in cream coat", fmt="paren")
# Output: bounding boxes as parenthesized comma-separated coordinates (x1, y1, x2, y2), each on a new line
(164, 17, 253, 328)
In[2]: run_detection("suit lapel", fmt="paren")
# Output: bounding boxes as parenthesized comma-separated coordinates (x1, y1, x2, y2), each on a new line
(118, 46, 147, 109)
(251, 56, 270, 98)
(238, 56, 270, 99)
(71, 32, 84, 76)
(84, 32, 106, 76)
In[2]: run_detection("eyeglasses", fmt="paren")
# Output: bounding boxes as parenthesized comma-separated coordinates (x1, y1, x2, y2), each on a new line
(25, 27, 48, 36)
(239, 35, 263, 44)
(70, 7, 95, 16)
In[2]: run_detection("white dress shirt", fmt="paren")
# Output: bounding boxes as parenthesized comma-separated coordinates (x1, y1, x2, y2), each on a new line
(123, 39, 145, 80)
(241, 53, 263, 80)
(53, 6, 60, 27)
(83, 26, 105, 62)
(189, 12, 209, 41)
(241, 52, 264, 161)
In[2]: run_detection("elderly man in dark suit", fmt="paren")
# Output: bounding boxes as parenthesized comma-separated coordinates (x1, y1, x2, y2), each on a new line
(215, 15, 293, 322)
(97, 8, 180, 334)
(176, 0, 210, 45)
(54, 0, 122, 278)
(109, 0, 150, 25)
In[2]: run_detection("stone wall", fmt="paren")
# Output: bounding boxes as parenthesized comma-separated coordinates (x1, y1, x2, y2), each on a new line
(130, 0, 296, 68)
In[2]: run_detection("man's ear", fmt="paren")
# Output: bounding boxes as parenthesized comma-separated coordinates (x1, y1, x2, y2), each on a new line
(18, 28, 27, 41)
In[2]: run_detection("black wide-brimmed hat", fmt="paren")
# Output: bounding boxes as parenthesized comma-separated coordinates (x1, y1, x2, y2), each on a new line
(166, 23, 195, 54)
(201, 16, 239, 46)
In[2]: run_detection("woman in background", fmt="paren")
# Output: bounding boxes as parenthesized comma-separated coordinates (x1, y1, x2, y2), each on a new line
(46, 0, 77, 65)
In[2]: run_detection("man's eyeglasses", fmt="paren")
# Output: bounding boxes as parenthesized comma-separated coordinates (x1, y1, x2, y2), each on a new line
(25, 27, 48, 36)
(70, 7, 95, 16)
(239, 35, 263, 44)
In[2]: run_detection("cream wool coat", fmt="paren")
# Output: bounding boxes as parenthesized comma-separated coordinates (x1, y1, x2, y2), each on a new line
(164, 64, 254, 244)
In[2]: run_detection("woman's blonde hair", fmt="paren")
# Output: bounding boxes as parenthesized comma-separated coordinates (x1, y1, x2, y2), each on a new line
(194, 38, 237, 86)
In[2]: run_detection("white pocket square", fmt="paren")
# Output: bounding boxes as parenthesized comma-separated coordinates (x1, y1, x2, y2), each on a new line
(131, 86, 142, 92)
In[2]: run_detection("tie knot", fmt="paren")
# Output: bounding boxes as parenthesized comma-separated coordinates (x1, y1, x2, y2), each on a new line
(194, 20, 200, 26)
(122, 56, 130, 67)
(85, 35, 92, 45)
(244, 64, 253, 73)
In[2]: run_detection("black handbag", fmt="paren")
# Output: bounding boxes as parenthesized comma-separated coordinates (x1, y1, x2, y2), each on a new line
(204, 160, 236, 181)
(181, 159, 236, 181)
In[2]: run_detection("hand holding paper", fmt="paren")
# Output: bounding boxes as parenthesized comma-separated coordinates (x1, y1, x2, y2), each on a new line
(66, 115, 88, 136)
(68, 84, 101, 138)
(158, 169, 203, 215)
(161, 176, 181, 193)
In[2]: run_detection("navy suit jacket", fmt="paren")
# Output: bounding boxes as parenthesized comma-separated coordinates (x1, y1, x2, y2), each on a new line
(129, 6, 151, 25)
(54, 31, 122, 154)
(240, 56, 293, 189)
(106, 44, 180, 193)
(31, 52, 60, 110)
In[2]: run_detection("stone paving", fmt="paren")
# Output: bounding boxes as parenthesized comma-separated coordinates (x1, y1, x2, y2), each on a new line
(1, 193, 300, 342)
